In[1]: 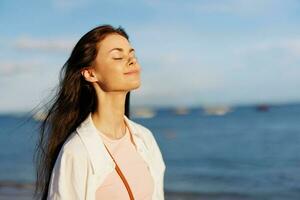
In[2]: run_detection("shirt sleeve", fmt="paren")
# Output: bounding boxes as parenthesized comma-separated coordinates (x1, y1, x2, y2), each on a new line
(47, 149, 89, 200)
(146, 128, 166, 200)
(150, 131, 166, 173)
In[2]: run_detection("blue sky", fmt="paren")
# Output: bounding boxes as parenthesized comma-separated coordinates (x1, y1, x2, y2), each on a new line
(1, 0, 300, 112)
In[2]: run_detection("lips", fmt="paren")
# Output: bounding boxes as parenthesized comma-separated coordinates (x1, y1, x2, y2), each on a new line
(124, 70, 139, 75)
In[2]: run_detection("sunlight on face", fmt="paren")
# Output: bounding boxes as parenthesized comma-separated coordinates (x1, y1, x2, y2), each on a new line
(93, 34, 141, 92)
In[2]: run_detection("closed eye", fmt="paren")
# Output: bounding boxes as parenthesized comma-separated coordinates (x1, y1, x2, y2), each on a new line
(112, 55, 138, 61)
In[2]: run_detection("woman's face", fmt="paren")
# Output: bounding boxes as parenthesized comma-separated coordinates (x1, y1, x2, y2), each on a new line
(92, 33, 141, 92)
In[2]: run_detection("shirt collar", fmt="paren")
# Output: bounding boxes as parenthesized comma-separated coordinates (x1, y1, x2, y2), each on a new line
(75, 112, 140, 174)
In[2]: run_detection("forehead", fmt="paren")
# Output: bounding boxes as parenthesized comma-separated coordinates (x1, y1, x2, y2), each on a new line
(98, 34, 130, 53)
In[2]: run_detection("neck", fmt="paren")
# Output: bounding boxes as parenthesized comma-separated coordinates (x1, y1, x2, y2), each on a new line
(91, 91, 128, 140)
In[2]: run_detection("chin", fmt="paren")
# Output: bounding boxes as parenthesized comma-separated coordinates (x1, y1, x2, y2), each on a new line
(129, 82, 141, 90)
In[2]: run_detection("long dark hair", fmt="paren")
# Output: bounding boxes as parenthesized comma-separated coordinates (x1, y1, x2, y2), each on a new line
(33, 24, 131, 200)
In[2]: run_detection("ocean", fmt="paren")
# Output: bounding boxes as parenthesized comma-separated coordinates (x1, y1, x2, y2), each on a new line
(1, 103, 300, 200)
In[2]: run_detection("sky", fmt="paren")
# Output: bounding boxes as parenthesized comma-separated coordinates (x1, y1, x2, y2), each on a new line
(1, 0, 300, 113)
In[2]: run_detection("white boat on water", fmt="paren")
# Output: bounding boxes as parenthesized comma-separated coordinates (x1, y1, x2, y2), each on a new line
(131, 107, 156, 119)
(203, 105, 232, 116)
(173, 107, 189, 115)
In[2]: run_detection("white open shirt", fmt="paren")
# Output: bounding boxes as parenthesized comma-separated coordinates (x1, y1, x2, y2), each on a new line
(47, 112, 166, 200)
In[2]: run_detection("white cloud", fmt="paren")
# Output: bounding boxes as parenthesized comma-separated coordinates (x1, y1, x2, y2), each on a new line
(13, 36, 76, 52)
(0, 60, 43, 76)
(255, 38, 300, 57)
(233, 37, 300, 68)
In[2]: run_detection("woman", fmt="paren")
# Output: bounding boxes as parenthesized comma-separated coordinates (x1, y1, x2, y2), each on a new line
(33, 24, 166, 200)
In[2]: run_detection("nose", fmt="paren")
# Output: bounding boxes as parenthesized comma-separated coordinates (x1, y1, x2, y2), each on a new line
(128, 56, 137, 66)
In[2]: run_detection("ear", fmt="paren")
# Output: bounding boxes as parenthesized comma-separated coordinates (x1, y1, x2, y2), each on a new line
(80, 67, 98, 82)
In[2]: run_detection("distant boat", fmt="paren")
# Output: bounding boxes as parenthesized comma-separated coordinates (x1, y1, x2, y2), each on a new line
(173, 107, 189, 115)
(256, 104, 270, 112)
(203, 106, 232, 116)
(132, 107, 156, 118)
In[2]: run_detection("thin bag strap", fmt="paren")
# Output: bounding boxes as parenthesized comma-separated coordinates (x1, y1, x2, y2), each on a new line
(102, 126, 136, 200)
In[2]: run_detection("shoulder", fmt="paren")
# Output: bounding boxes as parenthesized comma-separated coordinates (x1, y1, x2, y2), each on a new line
(129, 118, 166, 172)
(61, 132, 88, 156)
(130, 119, 151, 134)
(128, 118, 163, 155)
(54, 132, 90, 170)
(128, 119, 156, 144)
(48, 132, 91, 199)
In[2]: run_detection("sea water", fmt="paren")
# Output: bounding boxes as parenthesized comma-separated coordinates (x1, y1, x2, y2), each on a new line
(1, 103, 300, 199)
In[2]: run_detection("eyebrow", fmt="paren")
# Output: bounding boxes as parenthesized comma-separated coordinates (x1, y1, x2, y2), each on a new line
(108, 47, 135, 53)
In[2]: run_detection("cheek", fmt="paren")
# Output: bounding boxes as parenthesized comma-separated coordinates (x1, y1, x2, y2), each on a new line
(98, 63, 125, 85)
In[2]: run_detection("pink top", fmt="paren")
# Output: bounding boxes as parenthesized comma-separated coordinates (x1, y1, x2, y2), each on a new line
(95, 124, 154, 200)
